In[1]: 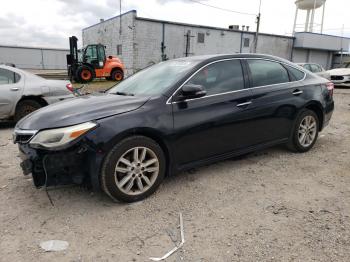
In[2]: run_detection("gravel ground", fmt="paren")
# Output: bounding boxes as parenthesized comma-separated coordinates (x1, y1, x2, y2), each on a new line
(0, 89, 349, 262)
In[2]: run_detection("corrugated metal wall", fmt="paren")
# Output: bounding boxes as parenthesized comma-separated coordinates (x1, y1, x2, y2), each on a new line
(0, 45, 69, 69)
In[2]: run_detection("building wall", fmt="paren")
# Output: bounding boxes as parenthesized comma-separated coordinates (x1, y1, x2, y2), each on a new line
(292, 48, 333, 69)
(133, 18, 293, 72)
(0, 46, 68, 69)
(83, 11, 136, 75)
(82, 11, 347, 75)
(256, 34, 294, 60)
(294, 32, 350, 52)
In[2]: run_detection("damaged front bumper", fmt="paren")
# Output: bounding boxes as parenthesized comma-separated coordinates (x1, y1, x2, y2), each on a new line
(17, 143, 92, 188)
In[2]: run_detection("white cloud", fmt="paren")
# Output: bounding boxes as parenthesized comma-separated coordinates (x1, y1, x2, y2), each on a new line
(0, 0, 349, 48)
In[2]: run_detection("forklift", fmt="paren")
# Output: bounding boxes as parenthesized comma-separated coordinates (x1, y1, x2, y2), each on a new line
(66, 36, 125, 83)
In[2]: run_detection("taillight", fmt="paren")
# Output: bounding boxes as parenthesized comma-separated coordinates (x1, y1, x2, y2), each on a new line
(66, 83, 74, 92)
(326, 82, 334, 97)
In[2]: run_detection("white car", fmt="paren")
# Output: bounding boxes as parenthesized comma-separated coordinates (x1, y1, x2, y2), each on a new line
(327, 68, 350, 86)
(297, 63, 331, 80)
(0, 65, 75, 121)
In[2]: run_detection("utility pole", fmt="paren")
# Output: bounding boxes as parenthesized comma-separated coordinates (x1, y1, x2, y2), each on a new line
(253, 0, 262, 53)
(340, 24, 344, 66)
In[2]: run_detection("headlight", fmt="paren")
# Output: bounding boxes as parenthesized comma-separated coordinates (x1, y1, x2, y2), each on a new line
(30, 122, 97, 149)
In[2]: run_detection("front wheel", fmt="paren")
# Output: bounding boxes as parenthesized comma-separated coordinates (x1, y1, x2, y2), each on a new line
(76, 66, 94, 83)
(287, 109, 319, 152)
(101, 136, 166, 202)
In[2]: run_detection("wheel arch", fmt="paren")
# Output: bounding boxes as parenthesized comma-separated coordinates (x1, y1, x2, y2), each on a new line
(17, 95, 48, 108)
(110, 67, 124, 77)
(304, 101, 324, 131)
(103, 127, 172, 176)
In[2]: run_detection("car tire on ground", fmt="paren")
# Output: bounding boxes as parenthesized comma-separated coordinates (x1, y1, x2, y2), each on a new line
(287, 109, 319, 153)
(111, 69, 124, 81)
(101, 136, 166, 202)
(15, 100, 42, 122)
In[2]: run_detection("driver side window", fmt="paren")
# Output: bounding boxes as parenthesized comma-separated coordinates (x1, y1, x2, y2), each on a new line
(187, 60, 245, 96)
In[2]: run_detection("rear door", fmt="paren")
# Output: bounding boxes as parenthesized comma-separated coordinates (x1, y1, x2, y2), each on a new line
(0, 68, 23, 119)
(171, 59, 257, 166)
(243, 59, 307, 144)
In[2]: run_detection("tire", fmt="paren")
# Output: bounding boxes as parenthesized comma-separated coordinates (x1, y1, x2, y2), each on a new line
(287, 109, 319, 152)
(76, 66, 94, 83)
(15, 100, 42, 122)
(101, 136, 166, 202)
(111, 69, 124, 81)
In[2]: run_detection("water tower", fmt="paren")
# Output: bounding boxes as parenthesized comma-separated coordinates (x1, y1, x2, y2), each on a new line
(292, 0, 326, 35)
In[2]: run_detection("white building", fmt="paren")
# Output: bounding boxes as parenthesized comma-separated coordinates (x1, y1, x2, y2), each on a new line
(0, 45, 69, 69)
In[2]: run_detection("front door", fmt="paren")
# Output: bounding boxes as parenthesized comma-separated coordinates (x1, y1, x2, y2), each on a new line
(171, 59, 256, 166)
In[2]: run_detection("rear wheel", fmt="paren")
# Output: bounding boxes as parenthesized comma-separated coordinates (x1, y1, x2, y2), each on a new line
(76, 66, 94, 83)
(287, 109, 319, 152)
(111, 69, 124, 81)
(15, 100, 42, 121)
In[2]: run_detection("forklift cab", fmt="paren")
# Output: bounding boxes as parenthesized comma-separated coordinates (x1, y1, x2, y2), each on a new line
(83, 44, 106, 69)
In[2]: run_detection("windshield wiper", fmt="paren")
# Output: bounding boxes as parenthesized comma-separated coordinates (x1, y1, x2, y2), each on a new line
(114, 91, 135, 96)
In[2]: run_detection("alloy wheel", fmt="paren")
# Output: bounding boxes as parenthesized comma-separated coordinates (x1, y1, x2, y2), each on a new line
(298, 115, 317, 147)
(114, 147, 159, 196)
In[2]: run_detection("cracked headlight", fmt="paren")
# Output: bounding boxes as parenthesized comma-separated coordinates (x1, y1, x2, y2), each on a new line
(30, 122, 97, 149)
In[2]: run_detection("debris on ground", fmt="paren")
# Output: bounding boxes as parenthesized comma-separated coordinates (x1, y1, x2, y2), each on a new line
(40, 240, 69, 252)
(149, 213, 185, 261)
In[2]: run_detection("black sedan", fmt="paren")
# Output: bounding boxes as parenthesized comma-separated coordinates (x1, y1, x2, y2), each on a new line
(14, 54, 334, 202)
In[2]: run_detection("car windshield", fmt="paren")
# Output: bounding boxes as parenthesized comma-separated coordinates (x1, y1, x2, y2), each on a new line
(107, 60, 199, 96)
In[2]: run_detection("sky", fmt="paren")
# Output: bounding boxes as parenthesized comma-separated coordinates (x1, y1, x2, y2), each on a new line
(0, 0, 349, 49)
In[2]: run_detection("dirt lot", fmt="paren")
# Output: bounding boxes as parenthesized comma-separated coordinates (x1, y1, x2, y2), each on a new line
(0, 88, 350, 262)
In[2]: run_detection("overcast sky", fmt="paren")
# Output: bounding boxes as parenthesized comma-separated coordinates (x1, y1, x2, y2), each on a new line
(1, 0, 349, 49)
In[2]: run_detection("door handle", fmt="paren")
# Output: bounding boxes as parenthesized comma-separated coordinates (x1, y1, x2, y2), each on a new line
(10, 87, 19, 91)
(292, 90, 303, 96)
(236, 101, 252, 107)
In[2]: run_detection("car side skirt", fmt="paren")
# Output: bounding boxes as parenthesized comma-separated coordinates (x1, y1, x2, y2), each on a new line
(175, 138, 289, 173)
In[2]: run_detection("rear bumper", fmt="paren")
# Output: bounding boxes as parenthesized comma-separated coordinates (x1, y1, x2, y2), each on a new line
(322, 100, 334, 130)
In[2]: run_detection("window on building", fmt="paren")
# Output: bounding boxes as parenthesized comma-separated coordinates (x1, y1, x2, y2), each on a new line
(117, 44, 122, 55)
(0, 69, 20, 85)
(247, 59, 290, 87)
(197, 33, 205, 43)
(243, 38, 250, 47)
(187, 60, 244, 96)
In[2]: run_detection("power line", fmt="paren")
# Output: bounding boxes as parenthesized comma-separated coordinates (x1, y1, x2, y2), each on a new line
(188, 0, 256, 16)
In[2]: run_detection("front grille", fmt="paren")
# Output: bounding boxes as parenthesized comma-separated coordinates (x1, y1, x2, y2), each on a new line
(13, 130, 37, 144)
(331, 75, 344, 81)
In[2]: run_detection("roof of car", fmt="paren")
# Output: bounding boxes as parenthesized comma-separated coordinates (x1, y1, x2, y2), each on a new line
(171, 53, 294, 65)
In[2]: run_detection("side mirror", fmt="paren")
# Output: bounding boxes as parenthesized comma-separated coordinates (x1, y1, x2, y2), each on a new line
(179, 84, 206, 100)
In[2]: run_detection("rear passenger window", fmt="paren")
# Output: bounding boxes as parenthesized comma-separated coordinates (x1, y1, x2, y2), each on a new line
(247, 60, 289, 87)
(187, 60, 244, 96)
(285, 65, 305, 81)
(0, 68, 20, 85)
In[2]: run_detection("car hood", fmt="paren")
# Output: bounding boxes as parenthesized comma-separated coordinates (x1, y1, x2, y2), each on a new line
(17, 93, 149, 130)
(327, 68, 350, 76)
